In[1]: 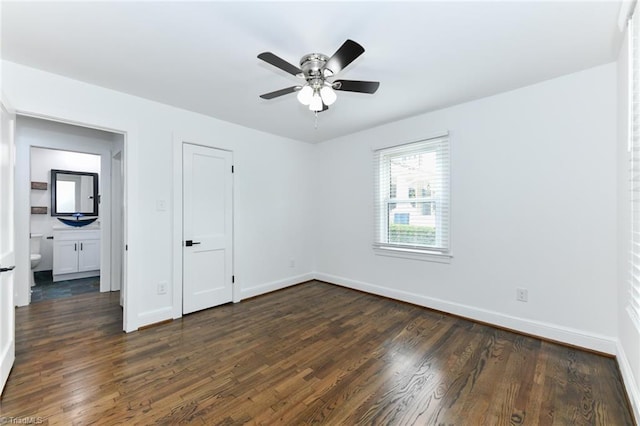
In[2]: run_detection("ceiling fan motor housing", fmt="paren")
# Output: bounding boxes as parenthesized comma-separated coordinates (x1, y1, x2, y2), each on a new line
(300, 53, 331, 87)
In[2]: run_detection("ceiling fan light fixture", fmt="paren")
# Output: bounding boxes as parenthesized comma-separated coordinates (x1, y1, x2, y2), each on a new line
(297, 85, 314, 105)
(257, 40, 379, 119)
(309, 92, 323, 112)
(320, 86, 337, 106)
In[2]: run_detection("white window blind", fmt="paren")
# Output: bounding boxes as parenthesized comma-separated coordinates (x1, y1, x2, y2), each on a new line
(629, 11, 640, 330)
(373, 135, 450, 255)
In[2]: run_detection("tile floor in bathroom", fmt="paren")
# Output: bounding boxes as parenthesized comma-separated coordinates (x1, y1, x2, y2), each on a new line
(31, 271, 100, 303)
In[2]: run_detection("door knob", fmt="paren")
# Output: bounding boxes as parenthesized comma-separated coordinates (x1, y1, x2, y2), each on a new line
(185, 240, 201, 247)
(0, 265, 16, 273)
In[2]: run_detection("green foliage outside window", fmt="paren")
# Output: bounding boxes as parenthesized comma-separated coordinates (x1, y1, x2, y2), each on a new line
(389, 224, 435, 246)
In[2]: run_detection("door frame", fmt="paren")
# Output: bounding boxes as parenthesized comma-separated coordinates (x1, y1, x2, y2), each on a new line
(172, 135, 237, 320)
(111, 150, 124, 296)
(12, 110, 134, 332)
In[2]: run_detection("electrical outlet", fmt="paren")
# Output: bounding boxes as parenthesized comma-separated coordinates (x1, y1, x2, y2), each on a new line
(516, 288, 528, 302)
(289, 259, 295, 268)
(158, 282, 167, 295)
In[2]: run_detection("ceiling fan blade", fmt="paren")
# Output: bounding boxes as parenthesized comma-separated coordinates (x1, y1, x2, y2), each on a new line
(324, 39, 365, 75)
(259, 86, 299, 100)
(258, 52, 302, 76)
(333, 80, 380, 94)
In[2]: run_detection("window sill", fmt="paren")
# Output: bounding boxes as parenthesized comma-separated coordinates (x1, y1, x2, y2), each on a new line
(373, 246, 452, 263)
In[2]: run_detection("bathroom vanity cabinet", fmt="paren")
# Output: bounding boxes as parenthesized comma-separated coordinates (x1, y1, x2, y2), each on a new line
(53, 227, 100, 282)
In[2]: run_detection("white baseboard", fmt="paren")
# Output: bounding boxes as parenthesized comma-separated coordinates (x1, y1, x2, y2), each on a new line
(136, 306, 173, 330)
(617, 340, 640, 423)
(133, 274, 314, 331)
(132, 272, 618, 354)
(314, 272, 617, 355)
(53, 270, 99, 283)
(240, 272, 315, 300)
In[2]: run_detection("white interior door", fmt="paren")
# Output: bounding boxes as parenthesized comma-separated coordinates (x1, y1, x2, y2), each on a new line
(0, 99, 16, 395)
(183, 144, 233, 314)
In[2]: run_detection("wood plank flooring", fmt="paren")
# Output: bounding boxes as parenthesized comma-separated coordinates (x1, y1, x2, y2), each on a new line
(0, 281, 634, 425)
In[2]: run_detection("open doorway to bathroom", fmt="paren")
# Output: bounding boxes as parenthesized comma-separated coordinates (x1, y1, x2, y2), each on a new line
(15, 116, 126, 309)
(29, 147, 102, 302)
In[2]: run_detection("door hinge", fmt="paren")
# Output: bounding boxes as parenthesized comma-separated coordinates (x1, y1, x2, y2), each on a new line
(125, 244, 128, 251)
(232, 275, 235, 284)
(231, 165, 234, 173)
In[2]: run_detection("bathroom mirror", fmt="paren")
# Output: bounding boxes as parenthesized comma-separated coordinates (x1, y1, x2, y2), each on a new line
(51, 169, 99, 216)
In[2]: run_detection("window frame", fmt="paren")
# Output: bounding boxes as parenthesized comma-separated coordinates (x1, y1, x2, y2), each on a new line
(373, 133, 451, 262)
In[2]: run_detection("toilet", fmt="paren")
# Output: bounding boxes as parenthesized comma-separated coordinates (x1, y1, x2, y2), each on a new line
(30, 233, 43, 287)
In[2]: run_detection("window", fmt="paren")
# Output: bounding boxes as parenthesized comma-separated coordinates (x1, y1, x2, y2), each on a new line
(629, 12, 640, 331)
(374, 134, 450, 257)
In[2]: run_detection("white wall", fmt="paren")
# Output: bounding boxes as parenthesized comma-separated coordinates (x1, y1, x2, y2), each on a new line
(28, 144, 101, 271)
(3, 60, 315, 331)
(616, 28, 640, 421)
(314, 63, 618, 354)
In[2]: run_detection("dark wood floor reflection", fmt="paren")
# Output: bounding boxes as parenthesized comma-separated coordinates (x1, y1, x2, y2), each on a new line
(0, 281, 634, 424)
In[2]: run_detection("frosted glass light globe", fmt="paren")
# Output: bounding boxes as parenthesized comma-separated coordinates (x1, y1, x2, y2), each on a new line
(297, 85, 313, 105)
(320, 86, 337, 106)
(309, 93, 323, 112)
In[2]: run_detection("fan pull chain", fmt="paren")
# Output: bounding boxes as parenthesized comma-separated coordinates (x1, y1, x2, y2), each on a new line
(314, 112, 319, 130)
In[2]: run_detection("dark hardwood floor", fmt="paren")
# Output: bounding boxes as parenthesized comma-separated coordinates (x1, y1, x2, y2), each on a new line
(0, 281, 634, 425)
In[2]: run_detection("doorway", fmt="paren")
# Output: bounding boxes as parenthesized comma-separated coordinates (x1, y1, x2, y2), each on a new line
(14, 115, 127, 328)
(30, 147, 101, 301)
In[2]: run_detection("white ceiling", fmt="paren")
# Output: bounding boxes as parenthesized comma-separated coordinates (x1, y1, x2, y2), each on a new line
(1, 1, 624, 143)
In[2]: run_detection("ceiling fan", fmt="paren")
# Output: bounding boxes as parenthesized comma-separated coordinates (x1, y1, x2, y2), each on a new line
(258, 39, 380, 113)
